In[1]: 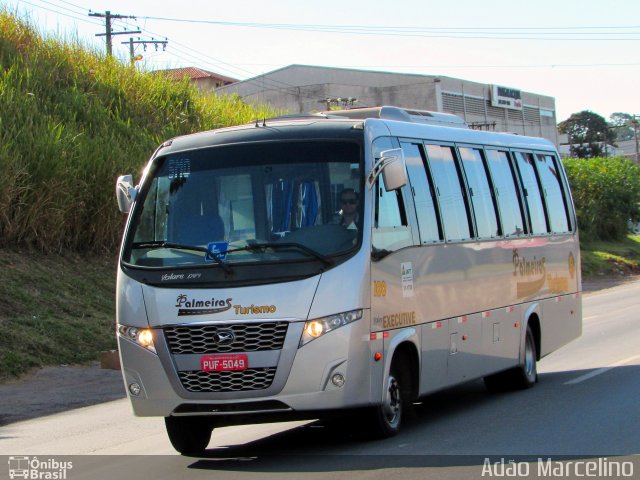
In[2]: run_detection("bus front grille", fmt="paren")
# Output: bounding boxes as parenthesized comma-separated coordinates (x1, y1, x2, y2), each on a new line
(178, 368, 277, 393)
(164, 322, 288, 354)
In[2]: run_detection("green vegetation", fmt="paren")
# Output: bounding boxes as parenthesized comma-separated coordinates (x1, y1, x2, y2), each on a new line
(0, 11, 279, 379)
(563, 156, 640, 242)
(1, 11, 640, 379)
(580, 235, 640, 278)
(0, 250, 117, 380)
(0, 11, 279, 253)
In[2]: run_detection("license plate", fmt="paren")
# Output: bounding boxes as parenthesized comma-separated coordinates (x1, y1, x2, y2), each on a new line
(200, 354, 248, 372)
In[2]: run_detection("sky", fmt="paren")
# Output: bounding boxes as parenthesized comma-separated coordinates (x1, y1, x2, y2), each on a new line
(5, 0, 640, 122)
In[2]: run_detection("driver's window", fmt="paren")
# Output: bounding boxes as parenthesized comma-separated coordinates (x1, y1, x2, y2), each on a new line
(371, 137, 412, 258)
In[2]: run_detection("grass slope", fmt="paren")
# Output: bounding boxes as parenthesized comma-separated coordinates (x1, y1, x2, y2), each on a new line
(0, 10, 279, 253)
(0, 250, 116, 380)
(580, 235, 640, 277)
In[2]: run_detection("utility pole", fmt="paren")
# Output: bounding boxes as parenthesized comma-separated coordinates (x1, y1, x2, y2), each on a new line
(89, 10, 140, 57)
(632, 115, 640, 163)
(122, 37, 168, 65)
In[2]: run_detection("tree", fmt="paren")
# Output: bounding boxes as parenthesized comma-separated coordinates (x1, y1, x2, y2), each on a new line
(558, 110, 616, 158)
(610, 112, 636, 142)
(563, 157, 640, 241)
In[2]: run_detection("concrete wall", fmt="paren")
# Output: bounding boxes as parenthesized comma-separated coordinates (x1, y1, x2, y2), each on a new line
(215, 65, 558, 144)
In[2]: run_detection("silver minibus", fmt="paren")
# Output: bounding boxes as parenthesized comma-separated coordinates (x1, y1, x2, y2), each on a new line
(115, 106, 581, 454)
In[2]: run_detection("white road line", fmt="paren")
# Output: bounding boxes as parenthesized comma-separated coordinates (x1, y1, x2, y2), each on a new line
(565, 354, 640, 385)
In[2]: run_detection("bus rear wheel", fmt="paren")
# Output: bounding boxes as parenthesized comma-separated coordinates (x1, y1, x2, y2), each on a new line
(484, 325, 538, 392)
(164, 416, 213, 455)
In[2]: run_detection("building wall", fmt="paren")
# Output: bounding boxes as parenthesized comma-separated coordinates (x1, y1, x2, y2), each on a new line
(194, 77, 232, 91)
(437, 76, 558, 145)
(215, 65, 558, 144)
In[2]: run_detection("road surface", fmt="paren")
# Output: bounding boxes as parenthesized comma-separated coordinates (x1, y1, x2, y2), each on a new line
(1, 280, 639, 479)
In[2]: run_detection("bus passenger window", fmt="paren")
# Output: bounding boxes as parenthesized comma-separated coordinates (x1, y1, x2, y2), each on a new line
(485, 150, 526, 236)
(514, 152, 549, 235)
(401, 143, 442, 243)
(535, 154, 571, 233)
(424, 144, 471, 242)
(458, 147, 499, 239)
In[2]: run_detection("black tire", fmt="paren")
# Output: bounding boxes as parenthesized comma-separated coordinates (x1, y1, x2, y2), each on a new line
(164, 416, 213, 455)
(366, 359, 413, 438)
(518, 325, 538, 388)
(484, 325, 538, 392)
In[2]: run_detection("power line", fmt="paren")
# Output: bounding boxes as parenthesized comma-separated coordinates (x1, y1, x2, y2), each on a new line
(139, 24, 315, 96)
(22, 0, 84, 17)
(16, 0, 102, 27)
(20, 1, 331, 103)
(139, 16, 640, 32)
(48, 0, 85, 12)
(136, 16, 640, 41)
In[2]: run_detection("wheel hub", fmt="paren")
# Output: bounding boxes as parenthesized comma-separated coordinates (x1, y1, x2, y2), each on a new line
(383, 375, 401, 426)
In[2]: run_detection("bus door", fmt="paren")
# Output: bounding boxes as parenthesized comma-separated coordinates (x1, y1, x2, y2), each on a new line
(369, 139, 428, 408)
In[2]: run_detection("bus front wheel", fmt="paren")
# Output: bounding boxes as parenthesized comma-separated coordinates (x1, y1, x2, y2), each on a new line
(164, 416, 213, 455)
(367, 360, 411, 438)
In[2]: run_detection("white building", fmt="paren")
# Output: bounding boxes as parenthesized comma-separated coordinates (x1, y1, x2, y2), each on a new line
(216, 64, 559, 144)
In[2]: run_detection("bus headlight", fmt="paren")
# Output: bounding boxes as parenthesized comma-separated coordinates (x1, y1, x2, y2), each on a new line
(118, 325, 157, 354)
(299, 309, 363, 347)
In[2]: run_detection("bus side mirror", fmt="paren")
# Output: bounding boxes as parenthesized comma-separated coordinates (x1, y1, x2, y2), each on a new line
(380, 149, 407, 191)
(116, 174, 137, 214)
(367, 148, 407, 191)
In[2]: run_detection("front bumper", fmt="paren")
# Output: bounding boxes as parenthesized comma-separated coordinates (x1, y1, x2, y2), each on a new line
(118, 313, 376, 418)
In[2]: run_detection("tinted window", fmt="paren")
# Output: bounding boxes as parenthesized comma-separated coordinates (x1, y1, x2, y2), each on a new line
(402, 143, 442, 243)
(372, 178, 413, 255)
(485, 150, 526, 236)
(458, 147, 499, 239)
(377, 184, 404, 228)
(125, 141, 363, 267)
(514, 152, 548, 234)
(535, 154, 571, 233)
(424, 144, 471, 241)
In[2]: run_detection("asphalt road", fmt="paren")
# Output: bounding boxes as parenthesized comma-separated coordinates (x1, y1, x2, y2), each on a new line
(1, 281, 639, 479)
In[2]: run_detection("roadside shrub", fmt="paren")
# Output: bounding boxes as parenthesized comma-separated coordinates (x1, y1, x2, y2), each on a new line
(563, 156, 640, 241)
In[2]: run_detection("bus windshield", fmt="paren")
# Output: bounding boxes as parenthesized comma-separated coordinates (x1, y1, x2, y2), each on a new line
(122, 141, 363, 269)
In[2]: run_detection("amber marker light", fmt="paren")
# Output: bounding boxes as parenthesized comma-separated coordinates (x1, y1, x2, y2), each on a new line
(374, 352, 382, 362)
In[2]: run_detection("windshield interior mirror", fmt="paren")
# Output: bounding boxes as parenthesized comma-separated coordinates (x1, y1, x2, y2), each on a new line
(116, 174, 137, 214)
(380, 148, 407, 191)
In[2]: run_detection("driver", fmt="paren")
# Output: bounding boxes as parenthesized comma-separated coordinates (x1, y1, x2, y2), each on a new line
(338, 188, 359, 230)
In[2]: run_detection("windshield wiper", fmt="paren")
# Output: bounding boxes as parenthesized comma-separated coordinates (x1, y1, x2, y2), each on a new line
(131, 241, 232, 273)
(226, 242, 334, 266)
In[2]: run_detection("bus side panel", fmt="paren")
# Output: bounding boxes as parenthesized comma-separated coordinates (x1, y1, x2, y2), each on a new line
(447, 312, 484, 384)
(419, 320, 450, 395)
(540, 293, 582, 358)
(480, 304, 522, 375)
